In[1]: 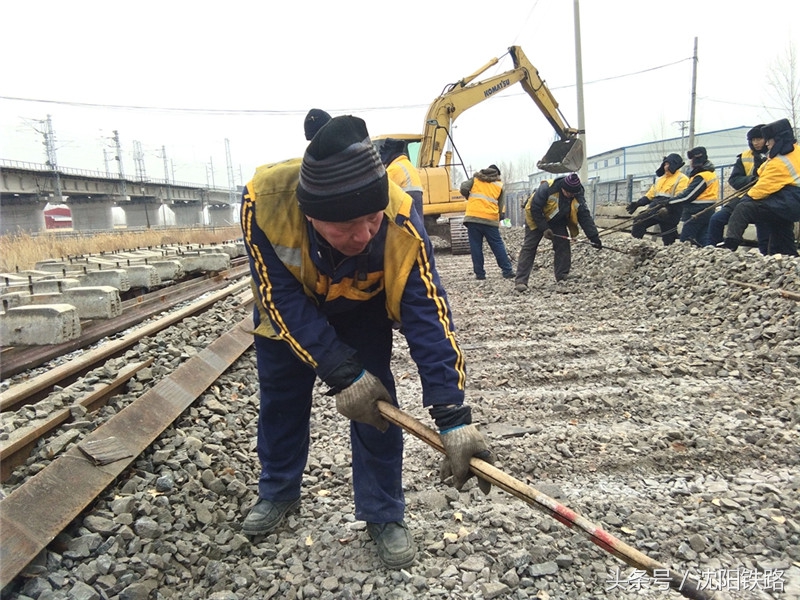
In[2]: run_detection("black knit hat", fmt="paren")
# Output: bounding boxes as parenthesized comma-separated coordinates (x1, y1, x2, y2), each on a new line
(297, 115, 389, 222)
(561, 173, 582, 193)
(304, 108, 332, 141)
(488, 164, 501, 175)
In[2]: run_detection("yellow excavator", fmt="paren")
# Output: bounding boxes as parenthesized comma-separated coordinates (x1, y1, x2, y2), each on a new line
(373, 46, 583, 253)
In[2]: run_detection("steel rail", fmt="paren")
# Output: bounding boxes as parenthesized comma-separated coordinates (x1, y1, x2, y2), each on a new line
(0, 359, 153, 482)
(0, 315, 255, 590)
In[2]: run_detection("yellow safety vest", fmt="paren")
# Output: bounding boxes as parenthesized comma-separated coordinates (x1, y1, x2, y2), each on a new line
(465, 178, 503, 221)
(523, 180, 580, 237)
(244, 158, 420, 338)
(740, 150, 756, 177)
(645, 171, 689, 200)
(692, 171, 719, 204)
(386, 155, 423, 195)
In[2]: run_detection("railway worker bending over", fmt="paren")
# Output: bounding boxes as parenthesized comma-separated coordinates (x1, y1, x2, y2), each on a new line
(239, 115, 493, 570)
(722, 118, 800, 257)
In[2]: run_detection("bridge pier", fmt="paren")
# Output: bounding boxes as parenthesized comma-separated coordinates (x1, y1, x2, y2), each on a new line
(171, 202, 204, 227)
(67, 196, 116, 231)
(0, 196, 47, 234)
(207, 204, 239, 227)
(121, 198, 167, 229)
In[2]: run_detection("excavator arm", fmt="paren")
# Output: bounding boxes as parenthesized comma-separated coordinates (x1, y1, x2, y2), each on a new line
(418, 45, 583, 174)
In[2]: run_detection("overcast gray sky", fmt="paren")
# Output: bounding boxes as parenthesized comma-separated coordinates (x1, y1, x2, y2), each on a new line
(1, 0, 797, 188)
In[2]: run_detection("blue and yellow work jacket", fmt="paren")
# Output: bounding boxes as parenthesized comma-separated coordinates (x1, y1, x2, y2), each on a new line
(524, 179, 599, 240)
(240, 157, 465, 406)
(670, 163, 719, 207)
(747, 144, 800, 220)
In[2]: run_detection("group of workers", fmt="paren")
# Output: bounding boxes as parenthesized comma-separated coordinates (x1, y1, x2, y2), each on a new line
(237, 107, 798, 571)
(626, 118, 800, 257)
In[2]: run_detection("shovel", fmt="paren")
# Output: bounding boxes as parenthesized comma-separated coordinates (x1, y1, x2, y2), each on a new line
(377, 401, 714, 600)
(537, 137, 584, 174)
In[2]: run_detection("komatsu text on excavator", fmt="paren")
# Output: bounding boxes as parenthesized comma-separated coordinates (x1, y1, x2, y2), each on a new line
(373, 46, 584, 253)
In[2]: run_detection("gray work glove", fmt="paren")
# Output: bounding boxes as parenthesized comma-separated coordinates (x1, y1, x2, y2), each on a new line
(542, 228, 554, 240)
(440, 424, 493, 494)
(334, 371, 390, 432)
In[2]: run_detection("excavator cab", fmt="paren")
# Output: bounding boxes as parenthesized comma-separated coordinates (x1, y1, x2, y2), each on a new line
(538, 137, 584, 174)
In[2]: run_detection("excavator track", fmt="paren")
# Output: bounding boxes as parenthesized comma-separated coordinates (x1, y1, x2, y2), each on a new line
(449, 218, 470, 255)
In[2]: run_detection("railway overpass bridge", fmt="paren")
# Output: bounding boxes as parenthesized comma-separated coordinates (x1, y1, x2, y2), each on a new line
(0, 160, 242, 234)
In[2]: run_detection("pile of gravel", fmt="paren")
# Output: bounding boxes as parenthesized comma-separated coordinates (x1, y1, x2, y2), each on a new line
(2, 231, 799, 600)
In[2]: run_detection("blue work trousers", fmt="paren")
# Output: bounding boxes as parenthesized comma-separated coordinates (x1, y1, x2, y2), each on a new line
(679, 204, 713, 247)
(464, 222, 514, 278)
(707, 206, 771, 255)
(252, 295, 405, 523)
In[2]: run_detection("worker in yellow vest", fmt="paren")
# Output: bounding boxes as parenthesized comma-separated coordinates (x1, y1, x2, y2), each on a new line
(459, 164, 515, 280)
(240, 115, 493, 570)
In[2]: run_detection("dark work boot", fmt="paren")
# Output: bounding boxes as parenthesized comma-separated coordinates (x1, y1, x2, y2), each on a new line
(242, 498, 300, 536)
(366, 521, 417, 569)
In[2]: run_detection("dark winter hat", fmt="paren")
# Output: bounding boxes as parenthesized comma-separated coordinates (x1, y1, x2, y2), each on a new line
(379, 138, 406, 166)
(561, 173, 582, 193)
(747, 124, 765, 140)
(303, 108, 332, 141)
(687, 146, 707, 163)
(760, 118, 793, 141)
(488, 164, 501, 175)
(656, 153, 685, 176)
(297, 115, 389, 222)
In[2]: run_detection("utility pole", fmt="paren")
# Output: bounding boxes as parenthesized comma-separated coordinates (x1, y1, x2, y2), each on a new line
(133, 140, 147, 181)
(573, 0, 588, 187)
(103, 148, 112, 176)
(225, 139, 236, 205)
(673, 120, 690, 155)
(133, 141, 150, 228)
(42, 114, 64, 203)
(688, 37, 698, 150)
(160, 146, 171, 201)
(207, 157, 216, 188)
(113, 130, 127, 199)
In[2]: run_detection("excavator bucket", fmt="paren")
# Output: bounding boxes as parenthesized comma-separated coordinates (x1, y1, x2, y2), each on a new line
(537, 138, 584, 174)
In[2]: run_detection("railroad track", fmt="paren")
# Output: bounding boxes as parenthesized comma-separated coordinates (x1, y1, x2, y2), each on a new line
(0, 268, 258, 588)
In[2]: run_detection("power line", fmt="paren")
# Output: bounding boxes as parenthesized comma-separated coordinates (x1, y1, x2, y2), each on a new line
(0, 95, 427, 116)
(0, 58, 691, 117)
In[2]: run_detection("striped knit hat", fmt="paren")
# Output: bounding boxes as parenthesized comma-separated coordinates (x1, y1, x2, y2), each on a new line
(561, 173, 582, 193)
(297, 115, 389, 222)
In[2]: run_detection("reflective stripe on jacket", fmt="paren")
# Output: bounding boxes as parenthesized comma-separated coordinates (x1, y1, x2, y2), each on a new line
(645, 171, 689, 200)
(523, 180, 580, 237)
(240, 157, 466, 403)
(386, 155, 423, 195)
(465, 178, 503, 221)
(692, 171, 720, 204)
(740, 150, 756, 177)
(749, 145, 800, 200)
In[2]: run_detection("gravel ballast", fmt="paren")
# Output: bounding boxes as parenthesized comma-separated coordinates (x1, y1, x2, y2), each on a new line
(2, 230, 799, 600)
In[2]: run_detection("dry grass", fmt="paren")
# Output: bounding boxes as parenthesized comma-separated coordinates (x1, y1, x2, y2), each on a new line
(0, 226, 242, 272)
